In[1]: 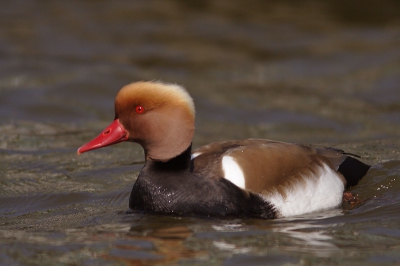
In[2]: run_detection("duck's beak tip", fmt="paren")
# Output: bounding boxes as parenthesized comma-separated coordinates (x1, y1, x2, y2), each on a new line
(76, 119, 128, 155)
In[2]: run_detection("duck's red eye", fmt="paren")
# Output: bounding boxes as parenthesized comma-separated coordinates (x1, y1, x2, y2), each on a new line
(135, 105, 145, 114)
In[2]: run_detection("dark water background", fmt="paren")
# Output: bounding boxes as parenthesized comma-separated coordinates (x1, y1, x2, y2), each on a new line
(1, 0, 400, 265)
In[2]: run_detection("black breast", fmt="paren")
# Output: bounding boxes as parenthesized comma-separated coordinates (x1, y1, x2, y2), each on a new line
(129, 146, 277, 219)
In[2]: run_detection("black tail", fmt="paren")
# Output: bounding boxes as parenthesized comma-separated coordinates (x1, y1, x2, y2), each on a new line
(337, 156, 370, 189)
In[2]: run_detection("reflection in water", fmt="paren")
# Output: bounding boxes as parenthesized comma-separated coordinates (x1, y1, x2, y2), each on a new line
(105, 225, 201, 265)
(0, 223, 201, 265)
(211, 222, 253, 255)
(213, 240, 252, 255)
(255, 209, 344, 258)
(269, 220, 339, 257)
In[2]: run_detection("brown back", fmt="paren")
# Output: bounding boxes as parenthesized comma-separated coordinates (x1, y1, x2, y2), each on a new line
(191, 139, 347, 193)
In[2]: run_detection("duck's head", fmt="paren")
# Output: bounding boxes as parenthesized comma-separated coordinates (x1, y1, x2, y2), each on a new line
(77, 81, 195, 161)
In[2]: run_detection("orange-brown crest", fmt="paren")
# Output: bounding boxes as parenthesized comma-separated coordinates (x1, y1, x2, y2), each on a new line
(115, 81, 195, 120)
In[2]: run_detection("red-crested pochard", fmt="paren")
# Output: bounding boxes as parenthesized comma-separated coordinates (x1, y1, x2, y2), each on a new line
(77, 81, 370, 219)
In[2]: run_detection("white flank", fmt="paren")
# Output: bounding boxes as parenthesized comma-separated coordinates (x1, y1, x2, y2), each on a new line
(221, 156, 245, 189)
(262, 164, 344, 218)
(191, 152, 201, 160)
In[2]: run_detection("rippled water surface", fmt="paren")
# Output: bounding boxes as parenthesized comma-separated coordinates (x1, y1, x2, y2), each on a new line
(1, 0, 400, 265)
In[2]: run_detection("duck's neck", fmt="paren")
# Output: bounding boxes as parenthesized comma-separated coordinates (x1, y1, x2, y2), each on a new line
(146, 144, 192, 172)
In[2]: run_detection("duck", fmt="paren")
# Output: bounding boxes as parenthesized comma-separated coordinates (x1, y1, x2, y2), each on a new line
(77, 81, 370, 219)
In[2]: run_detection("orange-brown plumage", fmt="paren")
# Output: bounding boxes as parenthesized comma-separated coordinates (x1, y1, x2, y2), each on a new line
(114, 81, 195, 161)
(115, 81, 195, 121)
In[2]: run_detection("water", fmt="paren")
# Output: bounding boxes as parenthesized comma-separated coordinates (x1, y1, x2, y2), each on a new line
(1, 0, 400, 265)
